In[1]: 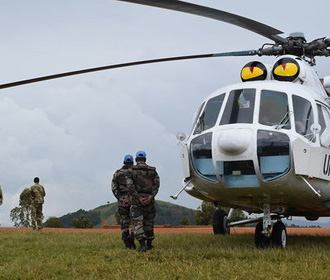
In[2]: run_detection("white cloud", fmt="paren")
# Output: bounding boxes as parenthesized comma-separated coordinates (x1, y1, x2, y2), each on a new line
(0, 78, 195, 226)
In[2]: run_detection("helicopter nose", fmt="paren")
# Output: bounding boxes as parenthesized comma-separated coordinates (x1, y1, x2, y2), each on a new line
(217, 129, 253, 155)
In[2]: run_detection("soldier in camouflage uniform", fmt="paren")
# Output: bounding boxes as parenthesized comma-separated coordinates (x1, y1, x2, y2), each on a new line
(132, 150, 160, 251)
(0, 184, 3, 206)
(0, 184, 2, 226)
(29, 177, 46, 231)
(111, 154, 136, 249)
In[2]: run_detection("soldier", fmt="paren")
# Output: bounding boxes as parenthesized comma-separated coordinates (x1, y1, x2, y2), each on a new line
(132, 150, 160, 251)
(111, 154, 136, 249)
(29, 177, 46, 231)
(0, 184, 2, 226)
(0, 183, 3, 206)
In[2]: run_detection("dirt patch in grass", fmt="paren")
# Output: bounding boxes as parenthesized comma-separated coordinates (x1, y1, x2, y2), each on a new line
(1, 226, 330, 235)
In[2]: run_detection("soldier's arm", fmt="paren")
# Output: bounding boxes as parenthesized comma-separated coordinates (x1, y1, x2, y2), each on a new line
(111, 172, 124, 201)
(152, 171, 160, 197)
(111, 185, 120, 199)
(111, 173, 119, 198)
(147, 170, 159, 200)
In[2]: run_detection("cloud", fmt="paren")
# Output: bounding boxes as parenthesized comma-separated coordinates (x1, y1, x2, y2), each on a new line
(0, 79, 195, 226)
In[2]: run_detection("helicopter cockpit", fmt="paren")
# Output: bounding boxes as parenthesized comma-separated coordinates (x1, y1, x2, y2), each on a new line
(188, 56, 330, 189)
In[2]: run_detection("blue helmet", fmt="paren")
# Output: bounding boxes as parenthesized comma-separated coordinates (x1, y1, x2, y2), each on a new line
(135, 150, 146, 159)
(123, 154, 133, 163)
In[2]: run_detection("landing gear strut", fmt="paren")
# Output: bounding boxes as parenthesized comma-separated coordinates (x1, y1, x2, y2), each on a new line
(255, 221, 270, 248)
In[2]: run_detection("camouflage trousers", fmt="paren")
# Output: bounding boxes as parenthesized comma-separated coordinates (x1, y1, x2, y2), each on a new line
(118, 206, 133, 240)
(131, 203, 155, 241)
(130, 204, 145, 241)
(30, 203, 44, 230)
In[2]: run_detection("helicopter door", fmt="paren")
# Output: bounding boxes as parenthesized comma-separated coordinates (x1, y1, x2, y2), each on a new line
(293, 138, 330, 180)
(179, 143, 191, 178)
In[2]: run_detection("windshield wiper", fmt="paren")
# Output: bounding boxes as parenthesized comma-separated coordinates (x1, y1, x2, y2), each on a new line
(275, 110, 292, 130)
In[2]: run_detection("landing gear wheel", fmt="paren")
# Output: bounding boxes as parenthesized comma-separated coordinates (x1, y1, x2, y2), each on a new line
(272, 221, 287, 248)
(255, 222, 270, 249)
(213, 209, 230, 234)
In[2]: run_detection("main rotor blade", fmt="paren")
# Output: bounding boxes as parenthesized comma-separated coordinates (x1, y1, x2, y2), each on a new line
(0, 50, 257, 89)
(118, 0, 286, 44)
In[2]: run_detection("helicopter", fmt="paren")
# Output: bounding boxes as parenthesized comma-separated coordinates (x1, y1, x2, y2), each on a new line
(114, 0, 330, 249)
(1, 1, 330, 248)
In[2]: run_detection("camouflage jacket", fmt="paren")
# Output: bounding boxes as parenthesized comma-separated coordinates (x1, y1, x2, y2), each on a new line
(30, 183, 46, 204)
(132, 161, 160, 201)
(111, 165, 135, 204)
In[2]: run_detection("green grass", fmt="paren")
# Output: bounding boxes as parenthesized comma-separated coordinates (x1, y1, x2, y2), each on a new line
(0, 231, 329, 279)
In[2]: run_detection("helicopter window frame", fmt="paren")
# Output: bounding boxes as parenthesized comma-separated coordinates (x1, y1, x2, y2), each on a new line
(191, 102, 205, 135)
(292, 95, 315, 141)
(258, 90, 291, 129)
(193, 94, 225, 135)
(317, 103, 330, 148)
(220, 88, 256, 125)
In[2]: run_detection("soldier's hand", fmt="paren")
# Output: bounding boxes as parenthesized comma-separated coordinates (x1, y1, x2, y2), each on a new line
(139, 197, 151, 205)
(121, 199, 131, 207)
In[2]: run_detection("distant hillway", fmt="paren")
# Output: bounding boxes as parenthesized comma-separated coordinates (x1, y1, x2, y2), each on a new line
(58, 200, 197, 228)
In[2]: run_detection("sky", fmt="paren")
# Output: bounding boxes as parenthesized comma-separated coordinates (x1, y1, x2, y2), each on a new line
(0, 0, 329, 227)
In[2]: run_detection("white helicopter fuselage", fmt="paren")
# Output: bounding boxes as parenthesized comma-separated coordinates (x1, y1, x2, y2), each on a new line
(179, 55, 330, 220)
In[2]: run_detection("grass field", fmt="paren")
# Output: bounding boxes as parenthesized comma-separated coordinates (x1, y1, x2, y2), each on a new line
(0, 231, 329, 279)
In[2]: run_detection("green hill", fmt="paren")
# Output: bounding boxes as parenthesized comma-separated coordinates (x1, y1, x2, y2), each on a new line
(58, 200, 196, 228)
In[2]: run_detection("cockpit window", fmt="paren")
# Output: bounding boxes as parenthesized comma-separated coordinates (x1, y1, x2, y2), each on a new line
(194, 94, 225, 134)
(259, 90, 290, 129)
(190, 132, 216, 182)
(220, 89, 255, 125)
(257, 130, 290, 181)
(292, 95, 314, 140)
(317, 104, 330, 148)
(191, 102, 205, 134)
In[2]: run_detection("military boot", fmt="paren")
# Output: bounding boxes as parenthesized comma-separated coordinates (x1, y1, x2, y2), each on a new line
(123, 239, 131, 249)
(146, 239, 154, 250)
(129, 235, 136, 250)
(138, 239, 147, 252)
